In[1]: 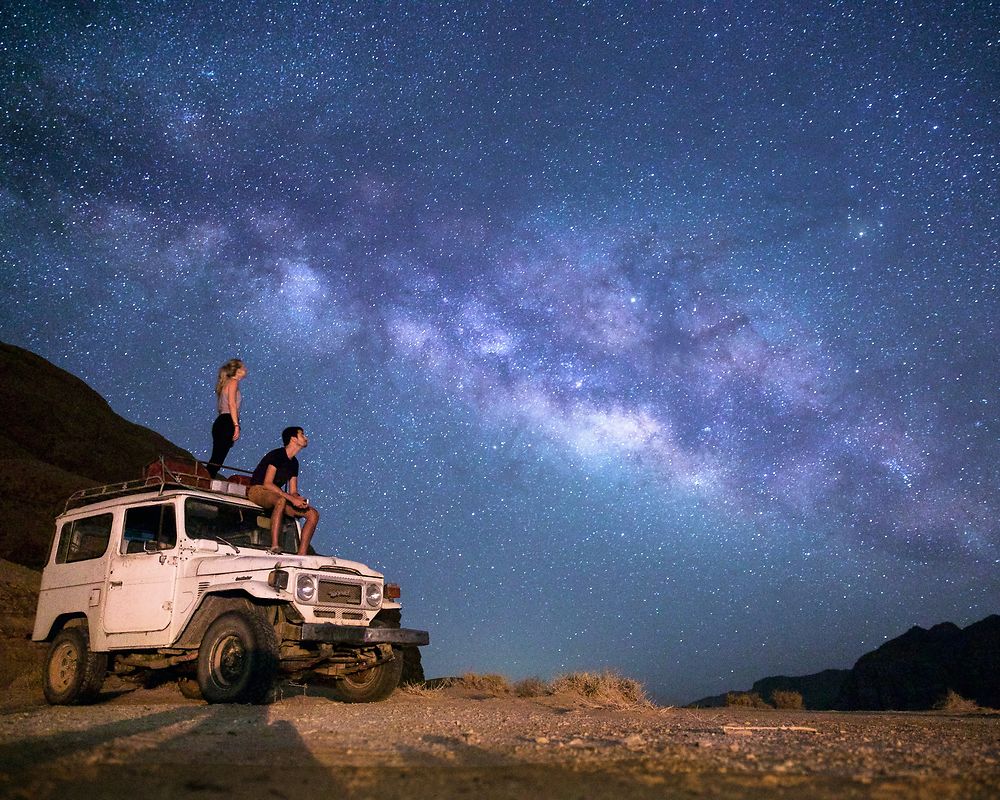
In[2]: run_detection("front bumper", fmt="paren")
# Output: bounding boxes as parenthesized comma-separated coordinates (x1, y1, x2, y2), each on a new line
(301, 623, 430, 646)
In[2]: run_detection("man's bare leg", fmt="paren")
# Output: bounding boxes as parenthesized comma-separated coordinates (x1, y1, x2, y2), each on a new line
(298, 507, 319, 555)
(270, 496, 287, 550)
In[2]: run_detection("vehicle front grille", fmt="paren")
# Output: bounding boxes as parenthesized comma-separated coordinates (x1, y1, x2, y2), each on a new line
(317, 580, 361, 605)
(313, 609, 365, 621)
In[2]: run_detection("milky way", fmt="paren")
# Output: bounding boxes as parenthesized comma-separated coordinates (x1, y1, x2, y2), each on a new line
(2, 1, 997, 701)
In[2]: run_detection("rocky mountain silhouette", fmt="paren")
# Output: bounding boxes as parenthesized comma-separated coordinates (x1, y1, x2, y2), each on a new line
(838, 615, 1000, 710)
(0, 341, 190, 568)
(690, 616, 999, 710)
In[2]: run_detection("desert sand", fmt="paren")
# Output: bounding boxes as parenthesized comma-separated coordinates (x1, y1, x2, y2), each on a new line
(1, 679, 998, 799)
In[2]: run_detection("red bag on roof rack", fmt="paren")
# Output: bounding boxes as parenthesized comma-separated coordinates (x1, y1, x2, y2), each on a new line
(143, 456, 212, 490)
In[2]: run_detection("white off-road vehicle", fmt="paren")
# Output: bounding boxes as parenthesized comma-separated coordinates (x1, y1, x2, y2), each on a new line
(32, 458, 428, 705)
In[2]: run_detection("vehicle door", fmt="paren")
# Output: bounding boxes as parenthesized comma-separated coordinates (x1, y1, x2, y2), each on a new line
(35, 512, 115, 640)
(103, 502, 178, 634)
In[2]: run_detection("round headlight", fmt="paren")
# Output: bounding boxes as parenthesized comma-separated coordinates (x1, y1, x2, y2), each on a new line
(296, 574, 317, 603)
(365, 583, 383, 607)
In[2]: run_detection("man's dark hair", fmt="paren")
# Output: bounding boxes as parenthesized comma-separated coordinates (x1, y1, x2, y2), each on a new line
(282, 426, 303, 446)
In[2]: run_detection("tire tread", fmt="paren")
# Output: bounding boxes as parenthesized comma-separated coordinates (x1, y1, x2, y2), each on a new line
(43, 626, 107, 705)
(197, 609, 279, 704)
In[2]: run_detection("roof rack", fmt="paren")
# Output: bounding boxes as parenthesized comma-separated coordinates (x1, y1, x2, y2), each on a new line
(63, 455, 254, 512)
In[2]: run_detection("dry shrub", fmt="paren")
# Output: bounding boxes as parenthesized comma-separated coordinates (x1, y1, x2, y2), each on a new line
(934, 690, 981, 712)
(395, 682, 448, 698)
(456, 672, 512, 695)
(422, 677, 457, 689)
(513, 676, 550, 698)
(726, 691, 772, 708)
(550, 670, 652, 708)
(770, 690, 804, 710)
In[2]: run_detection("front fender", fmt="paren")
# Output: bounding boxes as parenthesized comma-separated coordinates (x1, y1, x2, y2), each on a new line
(173, 591, 284, 649)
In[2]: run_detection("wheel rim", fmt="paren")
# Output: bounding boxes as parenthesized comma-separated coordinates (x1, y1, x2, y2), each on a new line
(343, 665, 379, 689)
(49, 641, 79, 694)
(210, 633, 247, 687)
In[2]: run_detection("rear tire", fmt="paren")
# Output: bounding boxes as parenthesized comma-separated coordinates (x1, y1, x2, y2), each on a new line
(197, 610, 278, 704)
(43, 627, 107, 705)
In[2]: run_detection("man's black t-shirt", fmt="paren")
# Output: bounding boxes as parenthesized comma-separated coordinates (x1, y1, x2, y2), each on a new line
(250, 447, 299, 488)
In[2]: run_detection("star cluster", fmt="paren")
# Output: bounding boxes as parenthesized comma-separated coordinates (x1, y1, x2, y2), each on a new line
(1, 1, 997, 702)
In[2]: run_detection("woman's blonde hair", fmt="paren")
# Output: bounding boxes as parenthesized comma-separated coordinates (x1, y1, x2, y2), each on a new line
(216, 358, 245, 395)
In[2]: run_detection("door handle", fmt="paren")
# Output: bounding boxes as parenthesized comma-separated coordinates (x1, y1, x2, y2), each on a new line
(110, 581, 123, 588)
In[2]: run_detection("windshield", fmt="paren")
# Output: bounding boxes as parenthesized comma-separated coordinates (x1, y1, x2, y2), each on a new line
(183, 498, 299, 553)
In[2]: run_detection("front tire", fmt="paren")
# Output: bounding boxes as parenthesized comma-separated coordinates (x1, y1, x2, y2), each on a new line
(327, 618, 403, 703)
(327, 651, 403, 703)
(43, 626, 108, 705)
(374, 608, 425, 685)
(197, 610, 278, 704)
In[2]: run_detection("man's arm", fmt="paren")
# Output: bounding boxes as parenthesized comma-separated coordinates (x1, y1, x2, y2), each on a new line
(263, 465, 307, 508)
(287, 476, 309, 507)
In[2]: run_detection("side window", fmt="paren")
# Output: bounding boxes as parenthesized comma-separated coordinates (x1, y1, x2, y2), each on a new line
(56, 514, 113, 564)
(122, 504, 177, 554)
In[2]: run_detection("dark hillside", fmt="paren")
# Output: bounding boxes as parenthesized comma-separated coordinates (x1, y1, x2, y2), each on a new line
(0, 342, 190, 568)
(837, 615, 1000, 710)
(752, 669, 850, 711)
(689, 617, 999, 711)
(688, 669, 849, 710)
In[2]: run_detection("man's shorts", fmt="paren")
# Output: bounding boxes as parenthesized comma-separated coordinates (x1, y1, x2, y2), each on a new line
(248, 484, 280, 509)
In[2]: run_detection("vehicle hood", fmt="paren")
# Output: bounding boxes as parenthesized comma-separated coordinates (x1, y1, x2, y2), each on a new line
(194, 553, 382, 579)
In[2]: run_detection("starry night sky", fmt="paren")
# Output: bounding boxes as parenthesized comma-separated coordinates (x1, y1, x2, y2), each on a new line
(2, 1, 997, 703)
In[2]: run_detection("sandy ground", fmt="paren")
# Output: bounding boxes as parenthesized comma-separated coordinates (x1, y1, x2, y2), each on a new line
(0, 680, 998, 800)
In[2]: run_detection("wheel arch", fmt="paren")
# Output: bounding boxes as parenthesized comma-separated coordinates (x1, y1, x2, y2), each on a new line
(174, 591, 283, 649)
(37, 612, 90, 643)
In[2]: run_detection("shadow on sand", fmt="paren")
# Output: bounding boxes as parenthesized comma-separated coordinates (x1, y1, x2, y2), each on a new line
(0, 682, 342, 800)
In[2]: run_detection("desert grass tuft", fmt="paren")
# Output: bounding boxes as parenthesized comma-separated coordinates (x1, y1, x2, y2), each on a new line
(770, 690, 805, 710)
(396, 681, 450, 698)
(550, 670, 652, 708)
(725, 691, 773, 709)
(934, 689, 981, 712)
(513, 676, 551, 698)
(456, 672, 513, 696)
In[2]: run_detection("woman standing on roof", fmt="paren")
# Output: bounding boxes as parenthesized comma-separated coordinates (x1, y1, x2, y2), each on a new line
(206, 358, 246, 478)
